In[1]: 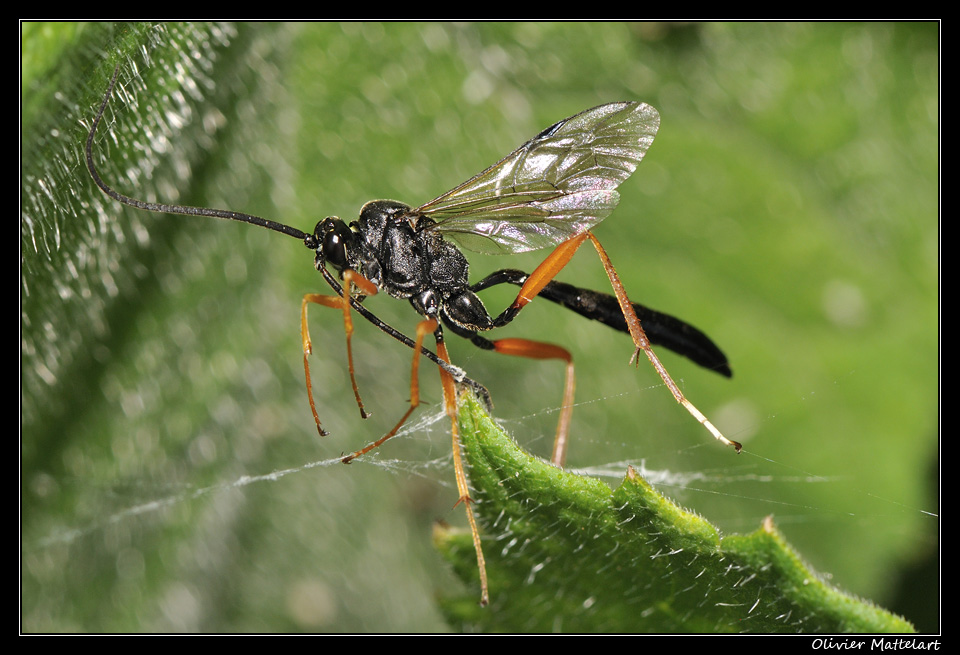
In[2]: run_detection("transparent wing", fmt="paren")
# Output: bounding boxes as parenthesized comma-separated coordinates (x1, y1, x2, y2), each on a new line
(412, 102, 660, 255)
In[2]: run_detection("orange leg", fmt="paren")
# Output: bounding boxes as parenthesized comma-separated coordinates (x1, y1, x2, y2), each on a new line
(501, 232, 590, 318)
(497, 231, 741, 453)
(301, 269, 379, 436)
(341, 318, 438, 464)
(436, 338, 490, 607)
(339, 320, 490, 605)
(584, 233, 741, 452)
(491, 338, 575, 468)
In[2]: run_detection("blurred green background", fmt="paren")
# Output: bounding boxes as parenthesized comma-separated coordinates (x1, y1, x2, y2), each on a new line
(21, 22, 938, 632)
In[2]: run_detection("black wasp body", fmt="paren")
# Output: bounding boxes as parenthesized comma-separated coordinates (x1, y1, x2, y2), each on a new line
(311, 200, 513, 345)
(310, 197, 734, 372)
(87, 65, 740, 606)
(314, 202, 476, 327)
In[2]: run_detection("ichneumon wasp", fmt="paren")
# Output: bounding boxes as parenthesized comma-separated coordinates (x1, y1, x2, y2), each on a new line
(86, 64, 740, 606)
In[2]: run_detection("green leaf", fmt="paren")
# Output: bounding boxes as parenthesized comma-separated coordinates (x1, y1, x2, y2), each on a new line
(438, 393, 914, 633)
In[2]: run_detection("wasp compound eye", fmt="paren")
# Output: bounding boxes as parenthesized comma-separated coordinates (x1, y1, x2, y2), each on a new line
(317, 218, 352, 269)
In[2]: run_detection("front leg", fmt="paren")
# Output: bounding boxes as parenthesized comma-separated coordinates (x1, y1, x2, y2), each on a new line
(301, 269, 379, 435)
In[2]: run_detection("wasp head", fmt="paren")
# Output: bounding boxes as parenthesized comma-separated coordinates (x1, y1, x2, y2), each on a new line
(310, 217, 355, 272)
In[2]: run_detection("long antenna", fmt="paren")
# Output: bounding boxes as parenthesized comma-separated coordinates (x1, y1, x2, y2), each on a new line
(85, 65, 310, 242)
(85, 64, 491, 405)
